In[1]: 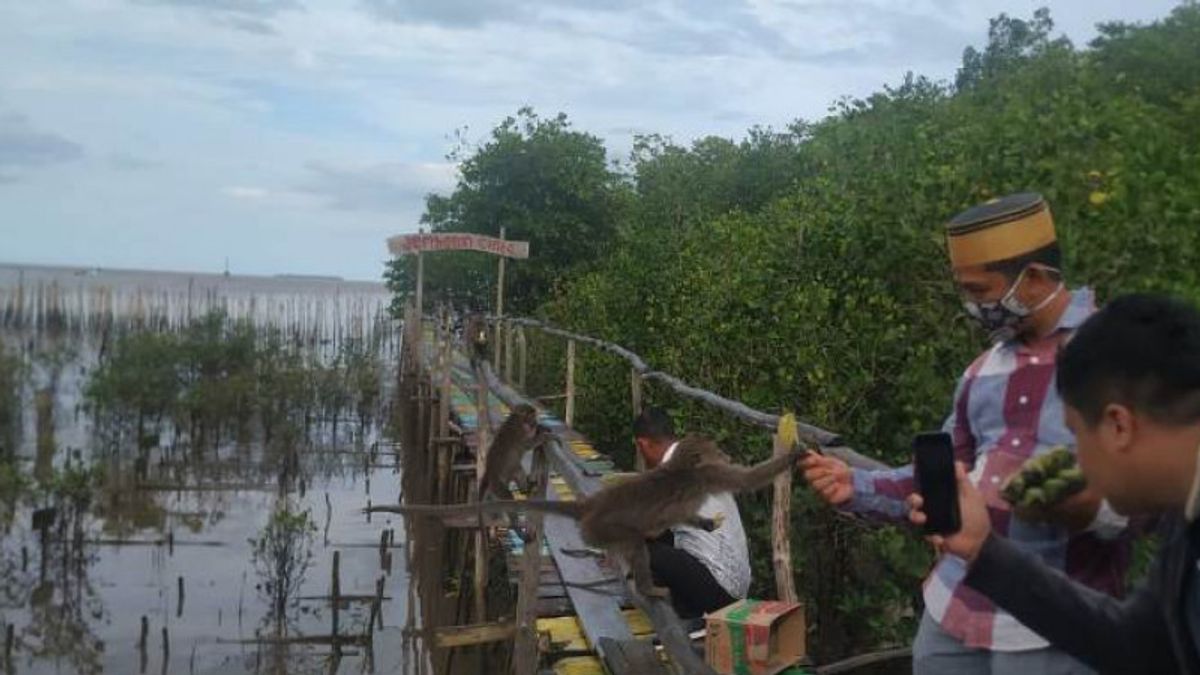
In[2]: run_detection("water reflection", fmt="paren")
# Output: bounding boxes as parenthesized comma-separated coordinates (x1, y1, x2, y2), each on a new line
(0, 272, 409, 674)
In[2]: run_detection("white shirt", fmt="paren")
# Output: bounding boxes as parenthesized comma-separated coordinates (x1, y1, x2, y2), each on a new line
(661, 442, 752, 598)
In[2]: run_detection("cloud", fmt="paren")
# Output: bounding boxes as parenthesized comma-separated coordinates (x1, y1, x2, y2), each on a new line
(223, 185, 270, 200)
(359, 0, 519, 28)
(1, 0, 1181, 279)
(297, 160, 456, 212)
(0, 112, 83, 182)
(131, 0, 304, 34)
(359, 0, 642, 29)
(108, 152, 162, 171)
(355, 0, 968, 66)
(133, 0, 301, 17)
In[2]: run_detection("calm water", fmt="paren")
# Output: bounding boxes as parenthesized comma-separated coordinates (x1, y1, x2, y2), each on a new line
(0, 264, 426, 675)
(0, 262, 392, 346)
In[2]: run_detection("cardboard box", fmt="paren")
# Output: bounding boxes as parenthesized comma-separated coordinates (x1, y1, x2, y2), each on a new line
(705, 599, 806, 675)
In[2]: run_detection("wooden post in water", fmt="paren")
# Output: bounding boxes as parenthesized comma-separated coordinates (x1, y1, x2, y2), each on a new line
(511, 447, 549, 674)
(368, 575, 385, 640)
(771, 429, 797, 604)
(565, 339, 576, 428)
(161, 626, 169, 669)
(331, 550, 341, 650)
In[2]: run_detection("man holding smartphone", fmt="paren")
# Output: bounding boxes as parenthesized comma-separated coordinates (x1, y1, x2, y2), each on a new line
(802, 193, 1130, 674)
(909, 293, 1200, 673)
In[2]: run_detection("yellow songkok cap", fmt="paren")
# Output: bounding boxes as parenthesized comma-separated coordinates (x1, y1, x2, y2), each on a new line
(945, 192, 1057, 269)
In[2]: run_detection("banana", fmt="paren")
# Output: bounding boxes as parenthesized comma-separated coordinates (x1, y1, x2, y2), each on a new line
(1001, 445, 1088, 513)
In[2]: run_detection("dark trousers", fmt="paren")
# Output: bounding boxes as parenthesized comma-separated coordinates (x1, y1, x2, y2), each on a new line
(647, 533, 735, 619)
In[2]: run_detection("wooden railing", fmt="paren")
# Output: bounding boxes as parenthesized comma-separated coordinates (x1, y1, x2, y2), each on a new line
(487, 315, 889, 471)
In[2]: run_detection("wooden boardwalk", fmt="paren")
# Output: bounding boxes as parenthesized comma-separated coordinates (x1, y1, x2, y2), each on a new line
(398, 313, 908, 675)
(414, 327, 704, 674)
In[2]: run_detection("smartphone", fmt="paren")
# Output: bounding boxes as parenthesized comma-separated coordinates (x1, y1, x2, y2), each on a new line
(913, 432, 961, 535)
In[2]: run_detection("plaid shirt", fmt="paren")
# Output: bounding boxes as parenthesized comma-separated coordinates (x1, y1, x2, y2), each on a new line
(847, 288, 1132, 650)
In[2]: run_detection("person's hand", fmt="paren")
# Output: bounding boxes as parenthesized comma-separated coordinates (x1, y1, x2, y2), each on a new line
(908, 463, 991, 564)
(801, 452, 854, 506)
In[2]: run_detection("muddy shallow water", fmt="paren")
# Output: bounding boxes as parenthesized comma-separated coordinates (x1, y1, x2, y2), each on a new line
(0, 268, 431, 675)
(1, 347, 421, 674)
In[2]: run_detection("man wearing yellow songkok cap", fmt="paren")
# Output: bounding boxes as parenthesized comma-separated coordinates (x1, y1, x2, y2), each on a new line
(947, 192, 1067, 343)
(804, 193, 1132, 674)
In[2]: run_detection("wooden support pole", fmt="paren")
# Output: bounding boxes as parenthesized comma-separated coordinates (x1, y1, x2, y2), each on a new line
(504, 319, 514, 382)
(494, 226, 506, 366)
(511, 448, 549, 674)
(771, 429, 797, 604)
(437, 318, 453, 504)
(632, 369, 645, 473)
(517, 327, 527, 392)
(414, 228, 425, 325)
(565, 339, 576, 428)
(473, 371, 491, 623)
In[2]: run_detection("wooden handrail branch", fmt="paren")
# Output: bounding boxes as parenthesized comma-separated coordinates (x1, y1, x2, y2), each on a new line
(476, 362, 717, 675)
(485, 315, 889, 471)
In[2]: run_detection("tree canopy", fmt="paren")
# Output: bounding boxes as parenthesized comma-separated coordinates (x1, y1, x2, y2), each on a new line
(386, 5, 1200, 659)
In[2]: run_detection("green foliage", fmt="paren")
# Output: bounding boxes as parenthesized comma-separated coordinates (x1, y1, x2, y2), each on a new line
(86, 330, 180, 430)
(0, 339, 25, 461)
(86, 310, 383, 448)
(400, 5, 1200, 659)
(384, 107, 627, 315)
(45, 458, 105, 510)
(249, 503, 317, 620)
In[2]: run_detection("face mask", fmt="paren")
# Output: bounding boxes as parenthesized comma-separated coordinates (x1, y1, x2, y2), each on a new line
(963, 267, 1063, 343)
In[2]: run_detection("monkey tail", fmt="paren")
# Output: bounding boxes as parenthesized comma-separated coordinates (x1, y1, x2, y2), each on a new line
(521, 499, 587, 519)
(364, 499, 585, 521)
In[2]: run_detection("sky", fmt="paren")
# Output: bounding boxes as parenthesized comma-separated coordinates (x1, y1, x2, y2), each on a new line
(0, 0, 1182, 281)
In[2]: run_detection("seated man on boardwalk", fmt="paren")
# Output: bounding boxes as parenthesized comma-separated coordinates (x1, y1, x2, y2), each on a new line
(633, 407, 750, 619)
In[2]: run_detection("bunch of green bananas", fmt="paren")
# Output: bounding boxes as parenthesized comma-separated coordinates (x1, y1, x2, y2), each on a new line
(1000, 446, 1087, 510)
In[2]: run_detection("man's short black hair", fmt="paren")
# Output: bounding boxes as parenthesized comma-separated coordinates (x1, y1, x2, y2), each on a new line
(1058, 293, 1200, 426)
(983, 242, 1063, 281)
(633, 406, 675, 441)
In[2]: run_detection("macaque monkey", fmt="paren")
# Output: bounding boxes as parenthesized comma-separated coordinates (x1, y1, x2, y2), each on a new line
(464, 314, 489, 366)
(479, 404, 552, 502)
(369, 435, 804, 599)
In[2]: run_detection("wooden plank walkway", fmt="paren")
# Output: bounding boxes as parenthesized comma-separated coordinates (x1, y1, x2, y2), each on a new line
(419, 334, 681, 674)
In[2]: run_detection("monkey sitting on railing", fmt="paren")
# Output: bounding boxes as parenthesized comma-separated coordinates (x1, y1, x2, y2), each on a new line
(369, 435, 804, 599)
(476, 403, 554, 535)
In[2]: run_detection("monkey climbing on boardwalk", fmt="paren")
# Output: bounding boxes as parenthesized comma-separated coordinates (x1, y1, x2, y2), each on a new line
(477, 403, 555, 536)
(369, 435, 804, 599)
(478, 404, 553, 502)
